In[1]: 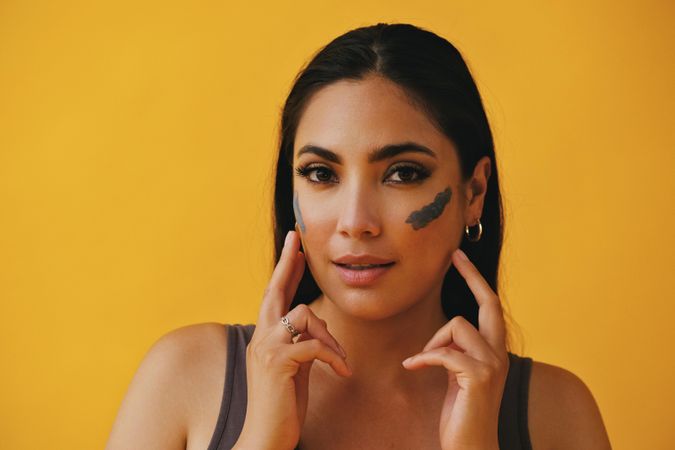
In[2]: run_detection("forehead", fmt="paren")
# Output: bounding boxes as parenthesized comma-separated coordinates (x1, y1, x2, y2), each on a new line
(293, 75, 457, 162)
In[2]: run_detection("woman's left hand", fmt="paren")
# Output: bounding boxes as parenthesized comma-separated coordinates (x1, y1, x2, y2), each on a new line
(402, 248, 509, 450)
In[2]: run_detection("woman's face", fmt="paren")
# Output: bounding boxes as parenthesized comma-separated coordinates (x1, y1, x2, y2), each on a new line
(292, 74, 489, 321)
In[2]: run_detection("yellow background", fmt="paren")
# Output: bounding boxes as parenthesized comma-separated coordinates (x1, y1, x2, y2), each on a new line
(1, 1, 673, 448)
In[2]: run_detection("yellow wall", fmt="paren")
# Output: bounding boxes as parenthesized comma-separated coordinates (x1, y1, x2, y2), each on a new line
(1, 1, 673, 448)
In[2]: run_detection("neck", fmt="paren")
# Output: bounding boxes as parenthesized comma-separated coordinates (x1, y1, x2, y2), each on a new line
(307, 288, 449, 396)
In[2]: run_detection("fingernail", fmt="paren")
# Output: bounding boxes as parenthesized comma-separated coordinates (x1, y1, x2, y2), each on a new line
(456, 248, 468, 261)
(338, 343, 347, 358)
(285, 231, 293, 247)
(402, 356, 415, 365)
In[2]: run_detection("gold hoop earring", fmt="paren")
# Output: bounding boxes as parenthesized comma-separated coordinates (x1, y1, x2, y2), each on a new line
(464, 218, 483, 242)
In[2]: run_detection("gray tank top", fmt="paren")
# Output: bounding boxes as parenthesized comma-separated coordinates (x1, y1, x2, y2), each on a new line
(207, 323, 533, 450)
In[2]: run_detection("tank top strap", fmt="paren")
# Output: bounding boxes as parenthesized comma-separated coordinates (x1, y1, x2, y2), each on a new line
(207, 323, 255, 450)
(498, 351, 533, 450)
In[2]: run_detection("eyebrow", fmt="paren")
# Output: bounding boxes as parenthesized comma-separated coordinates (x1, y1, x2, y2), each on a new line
(296, 142, 438, 164)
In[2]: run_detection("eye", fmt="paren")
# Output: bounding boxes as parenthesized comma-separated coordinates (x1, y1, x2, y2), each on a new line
(294, 164, 338, 184)
(294, 162, 431, 185)
(384, 163, 431, 184)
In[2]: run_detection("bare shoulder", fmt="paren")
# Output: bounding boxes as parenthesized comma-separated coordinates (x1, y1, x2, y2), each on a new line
(161, 322, 232, 449)
(528, 360, 612, 450)
(106, 322, 230, 450)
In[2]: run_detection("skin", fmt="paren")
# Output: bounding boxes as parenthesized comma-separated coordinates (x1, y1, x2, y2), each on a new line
(291, 72, 496, 448)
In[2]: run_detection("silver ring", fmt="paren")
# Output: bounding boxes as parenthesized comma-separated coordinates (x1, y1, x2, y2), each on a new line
(280, 316, 301, 338)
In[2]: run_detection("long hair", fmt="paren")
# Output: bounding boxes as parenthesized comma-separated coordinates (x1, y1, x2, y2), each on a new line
(271, 22, 520, 352)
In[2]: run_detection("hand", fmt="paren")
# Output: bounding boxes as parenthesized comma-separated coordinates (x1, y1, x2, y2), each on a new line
(234, 231, 352, 450)
(402, 248, 509, 450)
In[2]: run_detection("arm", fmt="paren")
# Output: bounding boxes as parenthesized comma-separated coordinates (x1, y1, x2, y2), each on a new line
(529, 361, 612, 450)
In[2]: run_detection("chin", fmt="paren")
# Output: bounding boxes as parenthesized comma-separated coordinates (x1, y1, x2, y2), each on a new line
(320, 285, 416, 322)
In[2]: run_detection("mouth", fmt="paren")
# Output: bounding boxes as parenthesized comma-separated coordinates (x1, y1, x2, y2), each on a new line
(332, 262, 395, 286)
(334, 262, 395, 270)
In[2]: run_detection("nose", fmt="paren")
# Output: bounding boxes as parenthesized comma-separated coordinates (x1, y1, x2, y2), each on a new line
(335, 183, 382, 239)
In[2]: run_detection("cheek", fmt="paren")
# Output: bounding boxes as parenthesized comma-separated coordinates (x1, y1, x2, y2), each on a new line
(398, 186, 456, 241)
(293, 192, 333, 235)
(404, 187, 453, 231)
(396, 188, 462, 270)
(389, 225, 455, 302)
(292, 192, 334, 268)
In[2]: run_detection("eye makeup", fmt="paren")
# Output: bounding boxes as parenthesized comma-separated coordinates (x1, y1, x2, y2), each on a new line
(405, 187, 452, 230)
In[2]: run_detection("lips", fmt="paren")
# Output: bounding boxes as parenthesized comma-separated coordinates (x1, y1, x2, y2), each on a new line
(336, 262, 395, 270)
(333, 254, 395, 265)
(332, 261, 395, 286)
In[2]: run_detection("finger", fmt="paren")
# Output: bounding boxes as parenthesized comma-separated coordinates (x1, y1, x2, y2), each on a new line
(421, 315, 496, 363)
(283, 338, 352, 377)
(273, 304, 347, 359)
(402, 346, 482, 378)
(452, 248, 507, 351)
(294, 332, 314, 423)
(258, 230, 301, 327)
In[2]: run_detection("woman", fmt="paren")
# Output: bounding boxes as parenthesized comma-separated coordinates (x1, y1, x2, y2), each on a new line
(106, 23, 612, 450)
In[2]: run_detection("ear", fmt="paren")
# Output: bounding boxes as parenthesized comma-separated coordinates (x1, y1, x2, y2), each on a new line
(463, 156, 492, 225)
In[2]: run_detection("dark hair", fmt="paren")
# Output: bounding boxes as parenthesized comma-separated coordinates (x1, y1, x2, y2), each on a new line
(271, 22, 521, 352)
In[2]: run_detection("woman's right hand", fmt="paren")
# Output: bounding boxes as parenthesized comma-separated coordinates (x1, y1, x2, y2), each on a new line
(233, 230, 352, 450)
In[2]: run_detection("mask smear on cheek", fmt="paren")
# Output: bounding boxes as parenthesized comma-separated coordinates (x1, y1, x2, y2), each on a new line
(293, 190, 309, 257)
(293, 190, 306, 233)
(405, 187, 452, 230)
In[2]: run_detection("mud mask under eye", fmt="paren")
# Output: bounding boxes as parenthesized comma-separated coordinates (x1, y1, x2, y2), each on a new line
(293, 190, 306, 233)
(405, 187, 452, 230)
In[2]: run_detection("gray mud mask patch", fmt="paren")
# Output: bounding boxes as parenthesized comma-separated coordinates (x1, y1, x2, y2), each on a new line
(405, 187, 452, 230)
(293, 190, 306, 233)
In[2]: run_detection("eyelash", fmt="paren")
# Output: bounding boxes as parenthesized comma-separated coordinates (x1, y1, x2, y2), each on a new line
(294, 162, 431, 185)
